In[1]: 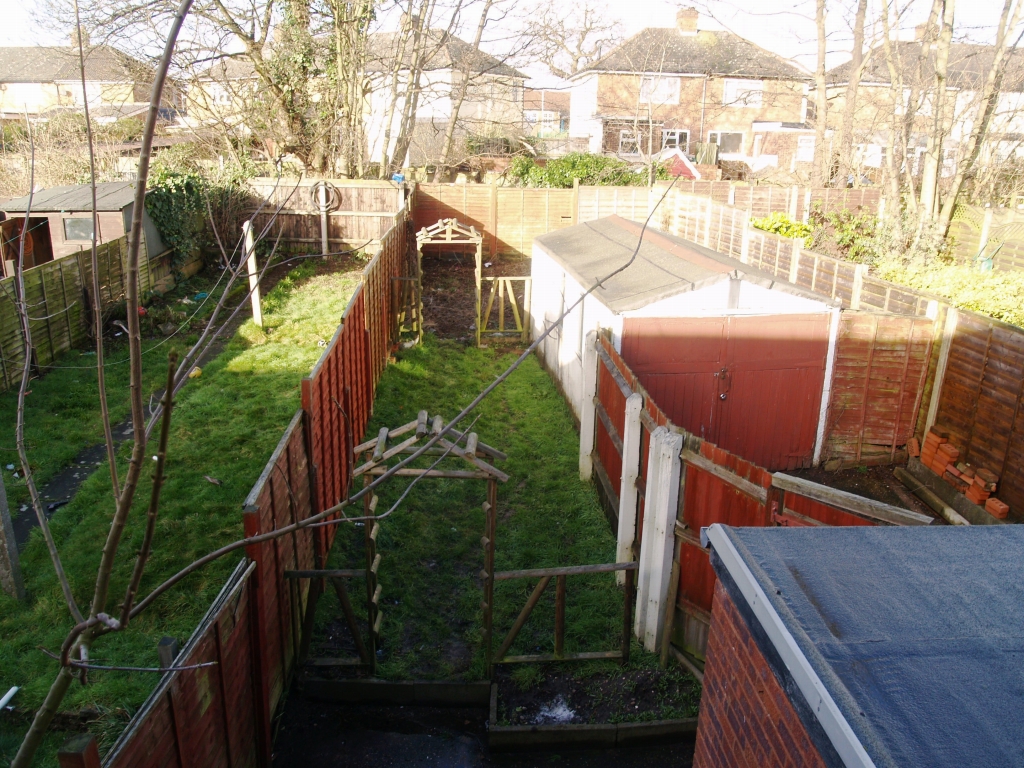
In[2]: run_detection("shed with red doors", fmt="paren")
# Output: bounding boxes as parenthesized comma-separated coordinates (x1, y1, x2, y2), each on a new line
(531, 215, 839, 471)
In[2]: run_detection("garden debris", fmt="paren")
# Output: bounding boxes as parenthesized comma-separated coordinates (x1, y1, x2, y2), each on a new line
(159, 322, 177, 336)
(921, 429, 1009, 519)
(188, 367, 202, 379)
(204, 476, 223, 486)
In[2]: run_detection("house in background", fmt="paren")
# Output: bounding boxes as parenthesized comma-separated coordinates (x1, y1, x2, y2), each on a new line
(0, 40, 163, 122)
(567, 8, 815, 178)
(524, 88, 570, 137)
(824, 29, 1024, 183)
(364, 30, 526, 169)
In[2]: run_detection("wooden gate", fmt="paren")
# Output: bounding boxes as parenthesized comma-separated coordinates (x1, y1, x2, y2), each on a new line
(620, 314, 831, 470)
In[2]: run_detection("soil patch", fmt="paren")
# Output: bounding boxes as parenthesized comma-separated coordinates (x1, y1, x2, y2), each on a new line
(420, 252, 530, 342)
(272, 694, 696, 768)
(494, 666, 700, 726)
(789, 464, 937, 521)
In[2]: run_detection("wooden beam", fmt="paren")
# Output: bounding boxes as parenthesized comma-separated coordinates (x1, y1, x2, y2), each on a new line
(366, 467, 491, 479)
(285, 569, 365, 579)
(681, 450, 768, 504)
(495, 651, 622, 665)
(495, 561, 639, 581)
(597, 344, 634, 399)
(594, 398, 624, 456)
(771, 473, 934, 526)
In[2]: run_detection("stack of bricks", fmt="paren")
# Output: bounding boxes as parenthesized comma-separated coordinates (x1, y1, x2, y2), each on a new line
(919, 429, 1010, 520)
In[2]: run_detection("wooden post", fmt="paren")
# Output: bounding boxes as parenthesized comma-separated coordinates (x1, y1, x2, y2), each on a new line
(554, 575, 566, 657)
(621, 566, 634, 665)
(489, 182, 499, 258)
(659, 559, 681, 669)
(57, 734, 101, 768)
(979, 206, 994, 258)
(925, 307, 958, 437)
(243, 221, 263, 327)
(789, 241, 801, 284)
(851, 264, 866, 309)
(0, 468, 24, 600)
(616, 393, 643, 585)
(636, 428, 683, 652)
(157, 636, 179, 668)
(579, 330, 600, 481)
(739, 211, 751, 264)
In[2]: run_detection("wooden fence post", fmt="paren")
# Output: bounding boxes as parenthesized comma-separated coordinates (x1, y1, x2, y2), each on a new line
(925, 306, 958, 436)
(0, 468, 24, 601)
(57, 734, 101, 768)
(616, 393, 644, 585)
(579, 330, 599, 481)
(635, 428, 683, 652)
(851, 264, 866, 309)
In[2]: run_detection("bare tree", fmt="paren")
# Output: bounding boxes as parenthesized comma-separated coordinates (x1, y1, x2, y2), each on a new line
(812, 0, 829, 185)
(523, 0, 622, 79)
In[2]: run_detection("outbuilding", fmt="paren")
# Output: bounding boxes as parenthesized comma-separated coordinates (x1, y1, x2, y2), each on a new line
(0, 181, 168, 274)
(698, 523, 1024, 767)
(531, 215, 839, 470)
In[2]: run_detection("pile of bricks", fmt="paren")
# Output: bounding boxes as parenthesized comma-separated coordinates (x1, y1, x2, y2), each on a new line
(920, 430, 1010, 520)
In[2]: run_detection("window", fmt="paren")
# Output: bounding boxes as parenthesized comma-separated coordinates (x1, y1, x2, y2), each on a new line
(708, 131, 744, 155)
(723, 78, 763, 108)
(619, 129, 640, 155)
(640, 75, 680, 105)
(63, 217, 94, 241)
(662, 129, 690, 152)
(796, 135, 816, 163)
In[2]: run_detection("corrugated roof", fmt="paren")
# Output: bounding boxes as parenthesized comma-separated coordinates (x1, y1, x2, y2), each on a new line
(0, 182, 140, 213)
(711, 524, 1024, 768)
(0, 45, 149, 84)
(580, 28, 807, 80)
(534, 215, 828, 313)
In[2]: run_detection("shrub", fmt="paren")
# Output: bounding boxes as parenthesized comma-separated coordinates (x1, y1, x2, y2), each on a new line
(506, 152, 667, 188)
(750, 212, 813, 245)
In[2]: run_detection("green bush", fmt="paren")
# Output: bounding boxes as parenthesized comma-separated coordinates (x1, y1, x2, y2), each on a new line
(809, 208, 880, 263)
(145, 167, 207, 267)
(506, 152, 666, 188)
(750, 212, 813, 245)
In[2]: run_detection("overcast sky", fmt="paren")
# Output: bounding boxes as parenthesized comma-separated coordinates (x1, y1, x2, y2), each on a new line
(0, 0, 1015, 85)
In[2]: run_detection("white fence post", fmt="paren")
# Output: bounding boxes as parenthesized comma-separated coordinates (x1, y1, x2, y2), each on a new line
(925, 307, 958, 436)
(579, 330, 599, 481)
(740, 212, 751, 264)
(616, 393, 644, 585)
(851, 264, 866, 309)
(318, 181, 330, 256)
(243, 221, 263, 327)
(635, 427, 683, 652)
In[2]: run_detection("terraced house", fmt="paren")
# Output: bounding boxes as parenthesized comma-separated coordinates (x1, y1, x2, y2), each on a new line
(567, 8, 816, 178)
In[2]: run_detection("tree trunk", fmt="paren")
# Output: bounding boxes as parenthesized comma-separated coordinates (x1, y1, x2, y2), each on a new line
(838, 0, 868, 185)
(812, 0, 829, 186)
(918, 0, 956, 221)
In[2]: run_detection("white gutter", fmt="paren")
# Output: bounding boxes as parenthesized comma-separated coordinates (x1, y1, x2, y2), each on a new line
(0, 686, 18, 710)
(813, 306, 841, 466)
(705, 524, 877, 768)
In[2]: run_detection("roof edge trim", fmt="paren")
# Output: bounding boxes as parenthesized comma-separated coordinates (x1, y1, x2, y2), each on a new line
(706, 524, 877, 768)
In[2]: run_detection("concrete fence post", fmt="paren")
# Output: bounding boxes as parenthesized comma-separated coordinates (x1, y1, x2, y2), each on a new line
(740, 212, 751, 264)
(635, 427, 684, 652)
(925, 307, 959, 436)
(789, 241, 801, 284)
(851, 264, 867, 309)
(979, 207, 994, 258)
(616, 393, 644, 585)
(243, 221, 263, 327)
(578, 330, 599, 481)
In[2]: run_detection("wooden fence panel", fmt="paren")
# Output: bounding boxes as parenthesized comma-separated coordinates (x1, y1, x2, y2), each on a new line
(825, 313, 934, 462)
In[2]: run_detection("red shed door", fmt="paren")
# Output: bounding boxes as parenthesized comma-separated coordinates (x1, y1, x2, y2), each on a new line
(621, 314, 830, 470)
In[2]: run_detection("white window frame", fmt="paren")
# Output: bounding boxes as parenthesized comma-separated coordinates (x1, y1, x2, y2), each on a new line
(619, 129, 640, 155)
(723, 78, 764, 109)
(796, 135, 816, 163)
(640, 75, 680, 105)
(708, 131, 745, 156)
(662, 129, 690, 152)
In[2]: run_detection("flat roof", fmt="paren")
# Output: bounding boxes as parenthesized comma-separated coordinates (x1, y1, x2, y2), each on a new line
(534, 215, 831, 313)
(708, 524, 1024, 768)
(0, 182, 139, 213)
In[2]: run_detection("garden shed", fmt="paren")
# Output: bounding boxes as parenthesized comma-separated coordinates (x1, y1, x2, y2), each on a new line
(698, 523, 1024, 767)
(0, 181, 168, 270)
(531, 215, 839, 470)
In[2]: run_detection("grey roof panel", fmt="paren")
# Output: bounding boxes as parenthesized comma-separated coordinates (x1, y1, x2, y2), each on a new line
(714, 524, 1024, 768)
(0, 45, 148, 84)
(581, 28, 806, 80)
(0, 182, 139, 213)
(534, 215, 828, 313)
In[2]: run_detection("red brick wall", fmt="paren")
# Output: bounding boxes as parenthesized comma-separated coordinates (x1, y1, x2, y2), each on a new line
(693, 580, 828, 768)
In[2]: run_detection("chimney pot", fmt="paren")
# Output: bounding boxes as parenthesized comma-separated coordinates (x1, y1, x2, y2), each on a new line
(677, 7, 699, 34)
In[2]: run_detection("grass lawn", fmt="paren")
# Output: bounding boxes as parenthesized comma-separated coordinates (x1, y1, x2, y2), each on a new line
(0, 257, 365, 766)
(313, 336, 662, 684)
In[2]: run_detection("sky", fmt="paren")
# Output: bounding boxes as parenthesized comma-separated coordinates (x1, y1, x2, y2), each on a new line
(0, 0, 1015, 85)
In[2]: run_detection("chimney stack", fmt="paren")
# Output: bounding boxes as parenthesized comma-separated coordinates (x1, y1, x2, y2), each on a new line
(71, 29, 90, 48)
(677, 7, 699, 35)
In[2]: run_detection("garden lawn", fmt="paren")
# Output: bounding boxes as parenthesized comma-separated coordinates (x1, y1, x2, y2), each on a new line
(0, 258, 364, 766)
(314, 336, 644, 681)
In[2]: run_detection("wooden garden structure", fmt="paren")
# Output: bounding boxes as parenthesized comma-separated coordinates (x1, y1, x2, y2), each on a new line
(415, 217, 530, 346)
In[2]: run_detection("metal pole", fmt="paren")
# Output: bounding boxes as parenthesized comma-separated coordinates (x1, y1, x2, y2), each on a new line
(318, 182, 329, 257)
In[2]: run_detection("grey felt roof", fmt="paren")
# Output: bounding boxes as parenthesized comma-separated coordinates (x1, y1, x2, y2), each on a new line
(827, 41, 1024, 92)
(534, 215, 828, 313)
(713, 524, 1024, 768)
(0, 182, 141, 213)
(580, 28, 807, 80)
(0, 45, 148, 84)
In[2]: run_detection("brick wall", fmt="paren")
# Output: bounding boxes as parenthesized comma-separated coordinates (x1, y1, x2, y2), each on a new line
(693, 579, 829, 768)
